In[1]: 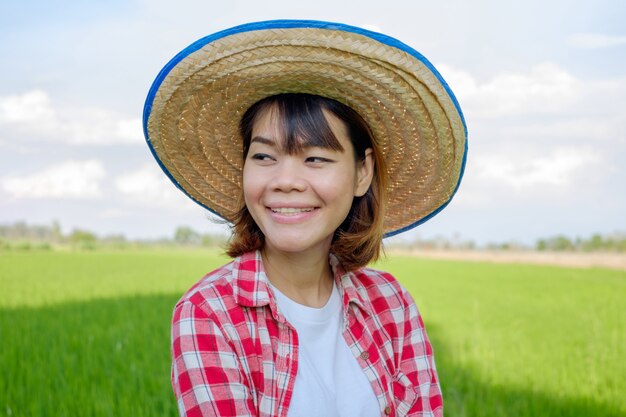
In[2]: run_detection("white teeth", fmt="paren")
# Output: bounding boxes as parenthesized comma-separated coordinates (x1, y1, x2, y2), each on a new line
(271, 207, 313, 214)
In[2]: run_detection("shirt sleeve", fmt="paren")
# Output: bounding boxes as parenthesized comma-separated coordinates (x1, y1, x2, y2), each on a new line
(171, 300, 257, 417)
(398, 288, 443, 416)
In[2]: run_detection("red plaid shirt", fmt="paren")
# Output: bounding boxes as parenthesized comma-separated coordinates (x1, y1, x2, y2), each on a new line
(171, 251, 443, 417)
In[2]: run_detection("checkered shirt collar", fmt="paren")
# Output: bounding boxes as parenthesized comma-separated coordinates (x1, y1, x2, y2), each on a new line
(232, 250, 371, 315)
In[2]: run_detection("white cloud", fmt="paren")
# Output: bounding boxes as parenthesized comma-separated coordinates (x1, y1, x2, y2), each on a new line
(0, 90, 143, 145)
(1, 160, 106, 199)
(438, 63, 581, 117)
(474, 147, 603, 189)
(435, 63, 626, 213)
(115, 164, 197, 210)
(502, 116, 626, 143)
(0, 90, 55, 123)
(568, 33, 626, 49)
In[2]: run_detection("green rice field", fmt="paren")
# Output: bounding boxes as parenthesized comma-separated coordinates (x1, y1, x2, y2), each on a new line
(1, 249, 624, 417)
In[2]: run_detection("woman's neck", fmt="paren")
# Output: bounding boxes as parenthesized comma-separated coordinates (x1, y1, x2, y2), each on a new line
(261, 246, 334, 308)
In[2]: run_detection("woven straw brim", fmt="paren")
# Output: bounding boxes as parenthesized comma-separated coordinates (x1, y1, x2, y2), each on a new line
(145, 22, 467, 236)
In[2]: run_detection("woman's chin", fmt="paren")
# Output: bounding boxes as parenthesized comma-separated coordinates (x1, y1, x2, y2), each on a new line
(263, 234, 332, 257)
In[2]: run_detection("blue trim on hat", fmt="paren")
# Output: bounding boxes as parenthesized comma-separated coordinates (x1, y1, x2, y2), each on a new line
(143, 19, 468, 235)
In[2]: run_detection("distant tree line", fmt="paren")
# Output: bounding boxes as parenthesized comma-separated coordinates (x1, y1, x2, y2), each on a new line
(396, 233, 626, 252)
(0, 221, 227, 251)
(1, 221, 624, 252)
(535, 233, 626, 252)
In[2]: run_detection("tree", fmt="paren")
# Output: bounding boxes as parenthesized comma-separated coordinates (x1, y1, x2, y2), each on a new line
(174, 226, 201, 245)
(69, 229, 98, 250)
(51, 220, 63, 243)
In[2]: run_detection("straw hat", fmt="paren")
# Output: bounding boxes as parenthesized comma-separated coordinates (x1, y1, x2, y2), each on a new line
(143, 20, 467, 237)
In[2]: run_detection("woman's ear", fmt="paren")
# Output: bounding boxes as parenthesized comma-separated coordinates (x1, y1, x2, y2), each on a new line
(354, 148, 374, 197)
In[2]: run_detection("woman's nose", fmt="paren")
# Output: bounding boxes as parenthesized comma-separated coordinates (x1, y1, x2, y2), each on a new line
(269, 159, 307, 192)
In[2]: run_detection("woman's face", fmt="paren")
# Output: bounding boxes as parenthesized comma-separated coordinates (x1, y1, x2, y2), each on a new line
(242, 105, 373, 257)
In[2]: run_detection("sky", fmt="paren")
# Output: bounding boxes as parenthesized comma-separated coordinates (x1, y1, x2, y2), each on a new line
(0, 0, 624, 246)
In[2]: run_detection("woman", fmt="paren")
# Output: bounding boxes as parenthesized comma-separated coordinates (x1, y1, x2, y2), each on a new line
(143, 20, 467, 417)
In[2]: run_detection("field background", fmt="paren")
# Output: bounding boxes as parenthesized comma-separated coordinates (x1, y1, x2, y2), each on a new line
(1, 249, 624, 417)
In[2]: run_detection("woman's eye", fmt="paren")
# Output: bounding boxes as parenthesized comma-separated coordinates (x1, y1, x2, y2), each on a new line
(305, 156, 332, 164)
(251, 153, 274, 161)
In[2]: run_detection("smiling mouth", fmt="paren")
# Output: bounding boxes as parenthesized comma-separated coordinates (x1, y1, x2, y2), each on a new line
(269, 207, 315, 215)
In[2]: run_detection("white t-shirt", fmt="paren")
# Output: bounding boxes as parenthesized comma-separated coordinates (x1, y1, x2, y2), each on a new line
(271, 282, 380, 417)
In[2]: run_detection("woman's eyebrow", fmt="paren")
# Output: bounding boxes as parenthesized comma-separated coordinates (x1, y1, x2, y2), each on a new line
(250, 136, 276, 147)
(250, 135, 343, 153)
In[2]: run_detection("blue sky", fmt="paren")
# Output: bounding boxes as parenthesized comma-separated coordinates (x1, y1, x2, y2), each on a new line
(1, 0, 625, 245)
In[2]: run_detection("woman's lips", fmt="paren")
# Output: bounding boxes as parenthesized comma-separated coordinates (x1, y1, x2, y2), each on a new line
(269, 207, 314, 215)
(266, 206, 319, 223)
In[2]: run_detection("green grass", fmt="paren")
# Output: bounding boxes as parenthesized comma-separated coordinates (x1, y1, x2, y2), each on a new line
(1, 250, 624, 416)
(376, 256, 626, 416)
(0, 248, 230, 308)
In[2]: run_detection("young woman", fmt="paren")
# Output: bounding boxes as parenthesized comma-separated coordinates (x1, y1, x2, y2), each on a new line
(143, 20, 467, 417)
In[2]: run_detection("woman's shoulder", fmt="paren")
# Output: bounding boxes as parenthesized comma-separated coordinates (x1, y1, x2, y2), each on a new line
(173, 251, 270, 319)
(347, 265, 414, 309)
(353, 264, 404, 289)
(174, 258, 240, 316)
